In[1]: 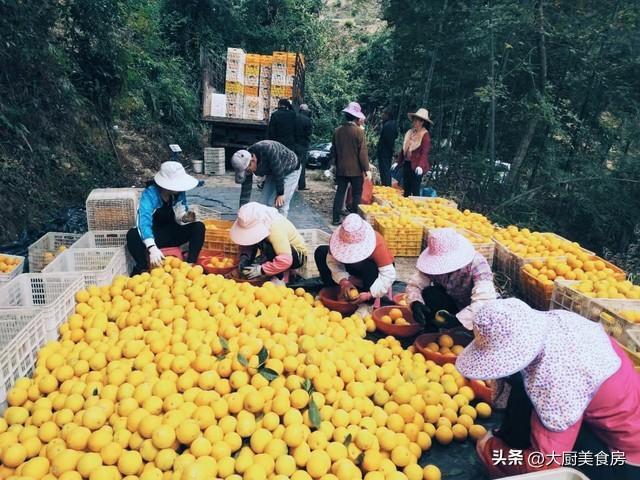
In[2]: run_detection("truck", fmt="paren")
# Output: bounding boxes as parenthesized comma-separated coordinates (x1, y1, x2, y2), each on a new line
(201, 52, 305, 156)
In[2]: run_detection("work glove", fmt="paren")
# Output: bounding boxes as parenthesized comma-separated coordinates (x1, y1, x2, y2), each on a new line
(238, 254, 252, 271)
(415, 167, 423, 176)
(410, 301, 431, 326)
(182, 211, 196, 223)
(339, 278, 356, 301)
(365, 170, 372, 181)
(148, 246, 165, 267)
(390, 163, 398, 171)
(434, 309, 457, 328)
(243, 264, 263, 279)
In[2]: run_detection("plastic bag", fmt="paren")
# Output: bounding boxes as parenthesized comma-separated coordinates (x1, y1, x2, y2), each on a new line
(346, 176, 373, 205)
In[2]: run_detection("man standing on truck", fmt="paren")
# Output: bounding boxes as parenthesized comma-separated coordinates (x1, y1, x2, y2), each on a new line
(232, 140, 301, 218)
(267, 99, 297, 153)
(295, 104, 313, 190)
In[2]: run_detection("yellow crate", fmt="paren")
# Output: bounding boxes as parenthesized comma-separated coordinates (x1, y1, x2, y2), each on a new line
(521, 268, 554, 310)
(245, 54, 261, 64)
(260, 55, 273, 66)
(358, 204, 394, 225)
(244, 64, 260, 76)
(374, 217, 423, 257)
(203, 220, 238, 257)
(225, 81, 243, 94)
(271, 85, 286, 97)
(243, 86, 259, 96)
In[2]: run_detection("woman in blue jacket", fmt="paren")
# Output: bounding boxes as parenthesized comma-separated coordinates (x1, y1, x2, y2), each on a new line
(126, 162, 205, 274)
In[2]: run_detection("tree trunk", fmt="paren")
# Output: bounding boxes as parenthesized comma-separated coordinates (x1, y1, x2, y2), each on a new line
(422, 0, 448, 105)
(507, 0, 547, 189)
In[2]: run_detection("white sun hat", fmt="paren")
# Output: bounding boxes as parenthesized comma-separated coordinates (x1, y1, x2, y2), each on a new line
(154, 161, 199, 192)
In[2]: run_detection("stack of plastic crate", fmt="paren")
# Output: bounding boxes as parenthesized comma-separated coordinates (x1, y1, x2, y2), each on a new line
(204, 148, 225, 175)
(243, 53, 263, 120)
(0, 273, 84, 341)
(270, 51, 288, 113)
(225, 48, 245, 118)
(259, 55, 272, 120)
(285, 52, 296, 98)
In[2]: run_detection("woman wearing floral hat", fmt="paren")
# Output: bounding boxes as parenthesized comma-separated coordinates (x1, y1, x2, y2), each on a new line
(406, 228, 497, 330)
(457, 298, 640, 479)
(315, 214, 396, 304)
(230, 202, 307, 284)
(391, 108, 433, 197)
(126, 161, 204, 274)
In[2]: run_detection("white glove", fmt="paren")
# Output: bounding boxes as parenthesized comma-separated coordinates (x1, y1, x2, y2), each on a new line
(365, 170, 372, 181)
(148, 246, 165, 267)
(415, 167, 423, 176)
(390, 163, 398, 171)
(243, 264, 263, 279)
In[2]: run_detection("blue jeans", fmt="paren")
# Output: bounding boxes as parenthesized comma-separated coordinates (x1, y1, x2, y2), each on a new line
(261, 168, 301, 218)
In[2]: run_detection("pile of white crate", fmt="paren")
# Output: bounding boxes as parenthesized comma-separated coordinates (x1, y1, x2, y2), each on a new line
(204, 147, 225, 175)
(225, 48, 245, 119)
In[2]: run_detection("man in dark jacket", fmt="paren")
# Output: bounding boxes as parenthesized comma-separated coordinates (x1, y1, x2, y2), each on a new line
(232, 140, 301, 218)
(331, 102, 371, 225)
(267, 99, 297, 153)
(295, 104, 313, 190)
(377, 108, 398, 186)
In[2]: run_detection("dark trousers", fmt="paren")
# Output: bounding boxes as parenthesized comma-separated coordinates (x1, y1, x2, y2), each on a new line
(126, 222, 205, 274)
(297, 149, 309, 189)
(421, 285, 461, 331)
(315, 245, 379, 290)
(378, 152, 393, 187)
(496, 376, 640, 480)
(333, 175, 364, 222)
(403, 163, 423, 197)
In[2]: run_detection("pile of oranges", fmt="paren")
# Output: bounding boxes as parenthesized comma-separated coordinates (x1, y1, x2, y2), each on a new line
(0, 254, 21, 274)
(0, 257, 494, 480)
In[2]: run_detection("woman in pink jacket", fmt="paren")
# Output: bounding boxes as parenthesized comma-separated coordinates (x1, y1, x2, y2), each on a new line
(457, 298, 640, 480)
(391, 108, 432, 197)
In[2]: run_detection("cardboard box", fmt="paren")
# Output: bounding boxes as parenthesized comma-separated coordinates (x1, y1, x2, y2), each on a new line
(210, 94, 227, 117)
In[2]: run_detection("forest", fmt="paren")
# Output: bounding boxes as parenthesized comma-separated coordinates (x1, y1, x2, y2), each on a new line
(1, 0, 639, 274)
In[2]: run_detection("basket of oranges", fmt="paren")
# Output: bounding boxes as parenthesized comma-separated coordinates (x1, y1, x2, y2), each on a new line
(414, 332, 472, 365)
(197, 250, 239, 275)
(372, 306, 422, 337)
(0, 254, 25, 284)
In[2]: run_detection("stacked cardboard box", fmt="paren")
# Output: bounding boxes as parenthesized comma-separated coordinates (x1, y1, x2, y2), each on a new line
(225, 48, 245, 118)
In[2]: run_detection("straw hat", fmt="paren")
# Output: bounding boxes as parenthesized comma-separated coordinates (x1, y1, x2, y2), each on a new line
(408, 108, 433, 124)
(154, 161, 199, 192)
(230, 203, 275, 246)
(330, 214, 376, 264)
(342, 102, 366, 120)
(416, 228, 475, 275)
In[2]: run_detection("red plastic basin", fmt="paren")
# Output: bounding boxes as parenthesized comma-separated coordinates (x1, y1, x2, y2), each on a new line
(319, 287, 359, 315)
(372, 306, 422, 338)
(414, 332, 472, 365)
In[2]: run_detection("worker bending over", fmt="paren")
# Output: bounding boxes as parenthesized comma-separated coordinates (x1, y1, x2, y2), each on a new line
(406, 228, 497, 330)
(315, 214, 396, 304)
(230, 202, 307, 284)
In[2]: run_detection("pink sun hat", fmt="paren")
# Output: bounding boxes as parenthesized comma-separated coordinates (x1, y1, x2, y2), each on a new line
(330, 214, 376, 264)
(342, 102, 366, 120)
(230, 202, 275, 246)
(416, 228, 475, 275)
(455, 298, 552, 381)
(457, 298, 622, 431)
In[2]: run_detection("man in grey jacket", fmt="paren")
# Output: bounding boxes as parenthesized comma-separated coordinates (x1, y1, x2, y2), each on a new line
(232, 140, 301, 218)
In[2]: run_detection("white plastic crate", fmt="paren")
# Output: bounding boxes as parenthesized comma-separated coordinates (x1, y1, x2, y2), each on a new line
(0, 254, 25, 284)
(298, 229, 331, 279)
(28, 232, 82, 273)
(0, 273, 84, 340)
(72, 230, 128, 249)
(86, 188, 141, 231)
(43, 247, 128, 287)
(0, 309, 46, 408)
